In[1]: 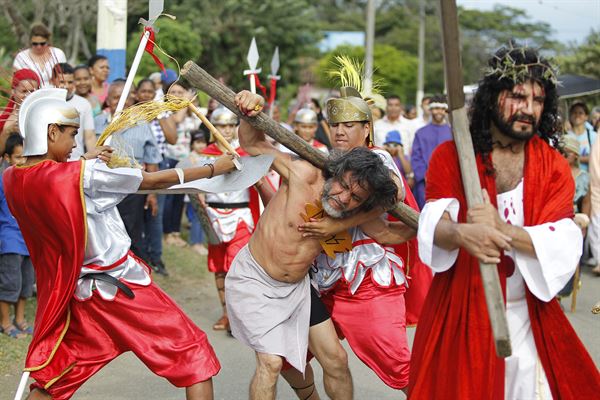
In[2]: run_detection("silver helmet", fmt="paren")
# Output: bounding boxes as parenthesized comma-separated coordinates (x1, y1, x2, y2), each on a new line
(210, 107, 239, 126)
(19, 88, 80, 156)
(294, 108, 318, 125)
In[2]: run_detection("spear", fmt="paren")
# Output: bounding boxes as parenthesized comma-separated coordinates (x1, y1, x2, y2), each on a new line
(268, 47, 280, 118)
(180, 61, 419, 230)
(244, 37, 261, 95)
(439, 0, 511, 357)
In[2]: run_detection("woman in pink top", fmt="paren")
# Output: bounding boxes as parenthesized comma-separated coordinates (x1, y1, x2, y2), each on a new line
(88, 54, 110, 103)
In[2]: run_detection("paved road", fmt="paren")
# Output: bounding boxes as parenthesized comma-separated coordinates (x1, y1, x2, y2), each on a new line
(3, 268, 599, 400)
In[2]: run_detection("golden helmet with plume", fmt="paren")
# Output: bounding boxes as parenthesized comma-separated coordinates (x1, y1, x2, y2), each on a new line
(326, 56, 377, 146)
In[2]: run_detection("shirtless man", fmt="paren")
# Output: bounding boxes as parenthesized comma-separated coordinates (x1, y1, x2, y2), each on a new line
(225, 91, 399, 400)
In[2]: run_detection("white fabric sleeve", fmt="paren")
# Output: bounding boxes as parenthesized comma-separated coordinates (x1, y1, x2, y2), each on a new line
(372, 148, 405, 199)
(417, 198, 460, 272)
(81, 100, 95, 131)
(83, 160, 143, 210)
(516, 218, 582, 301)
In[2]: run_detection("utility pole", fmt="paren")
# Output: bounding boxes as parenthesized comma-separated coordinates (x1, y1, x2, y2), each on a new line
(364, 0, 375, 95)
(416, 0, 426, 117)
(97, 0, 127, 82)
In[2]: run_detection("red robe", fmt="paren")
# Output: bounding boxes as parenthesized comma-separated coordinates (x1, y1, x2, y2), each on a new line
(3, 160, 86, 371)
(409, 137, 600, 399)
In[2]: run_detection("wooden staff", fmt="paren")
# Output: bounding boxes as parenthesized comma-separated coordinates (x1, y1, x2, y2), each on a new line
(439, 0, 511, 357)
(188, 195, 220, 245)
(570, 265, 580, 313)
(180, 61, 420, 230)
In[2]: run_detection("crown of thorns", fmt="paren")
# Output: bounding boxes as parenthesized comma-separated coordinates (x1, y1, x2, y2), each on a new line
(484, 46, 559, 86)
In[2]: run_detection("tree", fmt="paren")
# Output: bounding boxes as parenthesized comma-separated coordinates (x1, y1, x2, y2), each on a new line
(557, 30, 600, 78)
(126, 17, 202, 79)
(316, 44, 418, 103)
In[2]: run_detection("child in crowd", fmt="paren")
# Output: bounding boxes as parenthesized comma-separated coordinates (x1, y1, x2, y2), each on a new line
(182, 130, 210, 255)
(0, 134, 34, 339)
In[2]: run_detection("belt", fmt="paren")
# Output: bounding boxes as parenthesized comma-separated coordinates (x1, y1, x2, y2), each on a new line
(207, 202, 249, 209)
(81, 272, 135, 299)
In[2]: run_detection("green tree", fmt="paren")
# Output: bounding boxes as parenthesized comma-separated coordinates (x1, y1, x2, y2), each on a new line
(557, 30, 600, 78)
(126, 17, 201, 80)
(316, 44, 418, 103)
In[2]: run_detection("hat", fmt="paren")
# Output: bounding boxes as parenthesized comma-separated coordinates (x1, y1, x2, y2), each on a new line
(384, 130, 402, 145)
(561, 135, 580, 155)
(160, 69, 177, 84)
(294, 108, 318, 124)
(149, 72, 162, 82)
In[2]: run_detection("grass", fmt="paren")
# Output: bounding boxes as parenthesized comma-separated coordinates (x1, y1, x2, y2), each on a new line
(0, 239, 210, 377)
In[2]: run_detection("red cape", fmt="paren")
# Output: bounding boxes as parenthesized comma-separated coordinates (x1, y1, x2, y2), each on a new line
(408, 137, 600, 398)
(389, 173, 433, 325)
(201, 144, 260, 223)
(3, 160, 86, 371)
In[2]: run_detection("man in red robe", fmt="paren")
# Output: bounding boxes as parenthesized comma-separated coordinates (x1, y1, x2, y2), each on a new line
(410, 44, 600, 398)
(5, 88, 237, 399)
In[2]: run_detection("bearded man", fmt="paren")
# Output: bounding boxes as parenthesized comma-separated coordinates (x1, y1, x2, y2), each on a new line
(409, 44, 600, 399)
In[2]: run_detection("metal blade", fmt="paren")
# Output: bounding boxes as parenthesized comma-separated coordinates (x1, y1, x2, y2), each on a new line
(270, 47, 280, 77)
(138, 155, 274, 194)
(148, 0, 164, 25)
(247, 37, 260, 71)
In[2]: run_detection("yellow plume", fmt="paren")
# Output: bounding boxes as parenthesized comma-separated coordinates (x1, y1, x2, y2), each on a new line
(328, 55, 381, 97)
(329, 55, 364, 93)
(96, 95, 192, 169)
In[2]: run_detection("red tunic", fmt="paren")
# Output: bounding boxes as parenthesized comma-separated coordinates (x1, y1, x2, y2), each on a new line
(3, 160, 86, 371)
(409, 137, 600, 399)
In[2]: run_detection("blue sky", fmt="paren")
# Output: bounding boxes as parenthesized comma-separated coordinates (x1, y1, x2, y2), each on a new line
(457, 0, 599, 44)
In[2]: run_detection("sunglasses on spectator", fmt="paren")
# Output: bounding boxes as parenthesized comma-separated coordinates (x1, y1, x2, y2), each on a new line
(31, 41, 47, 47)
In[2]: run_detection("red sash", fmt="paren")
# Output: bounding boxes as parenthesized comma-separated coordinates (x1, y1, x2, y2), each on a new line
(408, 137, 600, 398)
(3, 160, 86, 371)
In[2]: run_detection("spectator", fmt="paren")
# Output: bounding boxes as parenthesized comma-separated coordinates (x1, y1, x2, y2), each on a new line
(50, 63, 96, 159)
(413, 96, 432, 132)
(148, 71, 163, 99)
(566, 102, 596, 171)
(163, 80, 196, 248)
(88, 54, 110, 103)
(383, 130, 414, 188)
(405, 104, 417, 120)
(374, 95, 415, 154)
(73, 64, 102, 117)
(290, 108, 328, 153)
(410, 95, 453, 209)
(0, 134, 34, 339)
(562, 135, 591, 214)
(94, 80, 163, 273)
(0, 69, 40, 156)
(308, 98, 332, 148)
(588, 139, 600, 276)
(12, 23, 66, 87)
(137, 78, 177, 274)
(182, 130, 209, 255)
(591, 106, 600, 132)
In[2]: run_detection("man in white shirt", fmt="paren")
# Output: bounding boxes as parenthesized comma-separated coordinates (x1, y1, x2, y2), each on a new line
(374, 95, 415, 155)
(50, 63, 96, 160)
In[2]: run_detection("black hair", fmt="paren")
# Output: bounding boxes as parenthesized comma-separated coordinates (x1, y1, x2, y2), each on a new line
(5, 134, 23, 156)
(88, 54, 108, 68)
(323, 147, 398, 212)
(429, 94, 447, 104)
(52, 62, 74, 79)
(387, 95, 401, 103)
(469, 43, 560, 173)
(137, 78, 155, 89)
(163, 79, 189, 95)
(569, 102, 589, 116)
(73, 64, 89, 74)
(190, 129, 209, 149)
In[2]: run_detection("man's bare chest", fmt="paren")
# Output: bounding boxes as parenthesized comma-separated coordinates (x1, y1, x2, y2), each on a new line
(493, 152, 525, 194)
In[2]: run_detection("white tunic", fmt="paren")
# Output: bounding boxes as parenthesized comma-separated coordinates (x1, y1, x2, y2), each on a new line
(74, 160, 151, 301)
(313, 148, 407, 293)
(417, 180, 582, 400)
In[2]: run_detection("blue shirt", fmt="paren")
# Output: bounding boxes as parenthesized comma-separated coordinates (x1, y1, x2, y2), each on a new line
(0, 172, 29, 255)
(94, 112, 162, 165)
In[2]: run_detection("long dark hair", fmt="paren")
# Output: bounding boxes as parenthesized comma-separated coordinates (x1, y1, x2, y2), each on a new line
(324, 147, 398, 212)
(469, 43, 561, 171)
